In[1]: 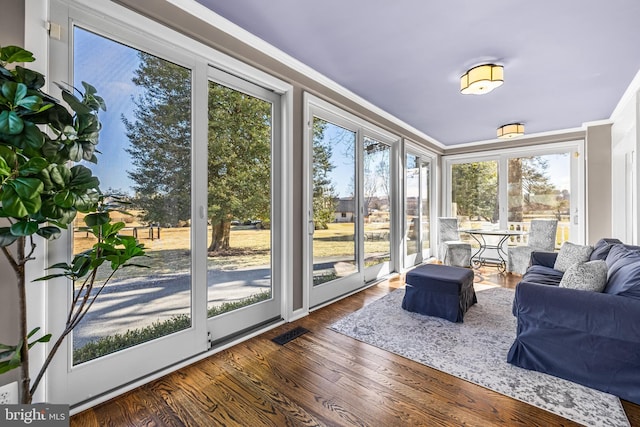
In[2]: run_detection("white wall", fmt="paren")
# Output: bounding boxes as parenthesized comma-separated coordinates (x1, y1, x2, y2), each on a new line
(611, 71, 640, 244)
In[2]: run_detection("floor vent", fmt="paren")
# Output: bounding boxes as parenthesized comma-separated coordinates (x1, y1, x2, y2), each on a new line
(271, 326, 310, 345)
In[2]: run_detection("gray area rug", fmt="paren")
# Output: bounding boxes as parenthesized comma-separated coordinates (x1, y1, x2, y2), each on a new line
(330, 287, 629, 427)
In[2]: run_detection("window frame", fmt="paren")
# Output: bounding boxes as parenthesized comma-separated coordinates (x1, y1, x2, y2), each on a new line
(42, 0, 293, 410)
(443, 140, 586, 244)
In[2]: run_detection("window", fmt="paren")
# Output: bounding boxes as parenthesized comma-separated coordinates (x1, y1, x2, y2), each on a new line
(444, 142, 585, 246)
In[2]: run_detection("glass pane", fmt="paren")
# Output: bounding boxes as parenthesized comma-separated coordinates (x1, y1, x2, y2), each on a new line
(363, 138, 391, 268)
(451, 160, 499, 230)
(312, 118, 358, 285)
(508, 154, 570, 248)
(72, 28, 192, 364)
(420, 160, 431, 254)
(207, 81, 273, 317)
(405, 154, 419, 257)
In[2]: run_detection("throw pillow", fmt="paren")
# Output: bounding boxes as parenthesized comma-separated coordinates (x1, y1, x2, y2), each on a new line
(605, 243, 640, 269)
(554, 242, 594, 272)
(605, 251, 640, 299)
(559, 260, 608, 292)
(590, 238, 623, 261)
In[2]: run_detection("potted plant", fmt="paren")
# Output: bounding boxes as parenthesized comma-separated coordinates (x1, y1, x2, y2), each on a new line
(0, 45, 146, 404)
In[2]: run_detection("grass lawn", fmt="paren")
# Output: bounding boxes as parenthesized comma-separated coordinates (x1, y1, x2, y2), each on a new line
(74, 221, 391, 282)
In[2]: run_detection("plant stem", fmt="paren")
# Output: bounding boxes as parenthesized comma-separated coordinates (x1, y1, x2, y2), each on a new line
(16, 237, 32, 404)
(30, 325, 70, 398)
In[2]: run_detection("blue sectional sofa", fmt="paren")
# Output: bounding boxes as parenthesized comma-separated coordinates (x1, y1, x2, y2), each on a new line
(507, 238, 640, 404)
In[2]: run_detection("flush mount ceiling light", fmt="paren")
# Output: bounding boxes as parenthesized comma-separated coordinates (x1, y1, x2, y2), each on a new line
(497, 123, 525, 139)
(460, 64, 504, 95)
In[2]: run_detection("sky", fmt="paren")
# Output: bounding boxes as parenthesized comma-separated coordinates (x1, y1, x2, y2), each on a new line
(73, 27, 143, 193)
(73, 27, 571, 202)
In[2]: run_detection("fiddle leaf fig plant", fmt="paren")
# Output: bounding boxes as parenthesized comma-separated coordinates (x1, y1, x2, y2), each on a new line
(0, 45, 146, 404)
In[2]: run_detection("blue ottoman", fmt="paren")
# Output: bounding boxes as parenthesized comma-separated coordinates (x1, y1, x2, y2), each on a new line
(402, 264, 476, 322)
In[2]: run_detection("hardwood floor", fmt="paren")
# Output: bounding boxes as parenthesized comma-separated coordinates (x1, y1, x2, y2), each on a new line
(71, 268, 640, 426)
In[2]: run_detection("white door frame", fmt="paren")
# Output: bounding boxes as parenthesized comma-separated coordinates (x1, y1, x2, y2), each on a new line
(45, 0, 293, 406)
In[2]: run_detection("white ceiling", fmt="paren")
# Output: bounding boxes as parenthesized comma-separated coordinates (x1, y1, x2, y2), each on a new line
(194, 0, 640, 146)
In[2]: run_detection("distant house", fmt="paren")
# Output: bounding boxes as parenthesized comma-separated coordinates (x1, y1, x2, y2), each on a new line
(335, 197, 356, 222)
(335, 197, 372, 222)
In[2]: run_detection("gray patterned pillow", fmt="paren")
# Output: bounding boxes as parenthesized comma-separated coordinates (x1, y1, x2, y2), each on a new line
(554, 242, 594, 272)
(559, 260, 608, 292)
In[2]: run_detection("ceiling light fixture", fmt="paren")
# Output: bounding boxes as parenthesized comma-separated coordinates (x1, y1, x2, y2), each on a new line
(497, 123, 525, 139)
(460, 64, 504, 95)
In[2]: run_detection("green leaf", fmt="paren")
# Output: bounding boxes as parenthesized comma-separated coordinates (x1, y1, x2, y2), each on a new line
(0, 359, 21, 374)
(53, 189, 76, 208)
(16, 95, 42, 111)
(68, 141, 83, 162)
(0, 227, 19, 246)
(74, 191, 99, 212)
(69, 165, 99, 189)
(9, 340, 22, 367)
(48, 165, 70, 187)
(0, 110, 24, 135)
(39, 166, 53, 190)
(36, 226, 61, 240)
(10, 176, 44, 200)
(0, 156, 11, 177)
(1, 81, 26, 105)
(19, 157, 48, 175)
(26, 327, 41, 339)
(0, 146, 17, 167)
(40, 199, 77, 224)
(13, 66, 45, 89)
(60, 88, 92, 115)
(0, 46, 35, 64)
(28, 334, 52, 349)
(22, 121, 45, 149)
(1, 184, 41, 217)
(10, 220, 38, 236)
(84, 212, 110, 227)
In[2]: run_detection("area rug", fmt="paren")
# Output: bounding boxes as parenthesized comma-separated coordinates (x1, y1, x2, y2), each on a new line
(330, 287, 630, 427)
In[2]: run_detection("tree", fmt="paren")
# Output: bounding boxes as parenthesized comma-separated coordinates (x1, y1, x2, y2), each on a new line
(206, 81, 272, 252)
(508, 157, 558, 222)
(453, 157, 560, 223)
(123, 53, 192, 227)
(452, 161, 498, 222)
(0, 46, 145, 404)
(364, 139, 390, 215)
(312, 119, 337, 229)
(125, 57, 274, 253)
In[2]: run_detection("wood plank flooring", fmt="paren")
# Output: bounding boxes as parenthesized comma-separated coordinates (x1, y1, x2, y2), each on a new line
(71, 268, 640, 426)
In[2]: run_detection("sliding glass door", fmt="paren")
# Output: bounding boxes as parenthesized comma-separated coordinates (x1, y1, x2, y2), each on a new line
(306, 95, 398, 308)
(47, 1, 288, 405)
(49, 22, 205, 405)
(363, 137, 392, 281)
(507, 153, 571, 249)
(308, 116, 362, 306)
(205, 69, 282, 343)
(404, 148, 433, 268)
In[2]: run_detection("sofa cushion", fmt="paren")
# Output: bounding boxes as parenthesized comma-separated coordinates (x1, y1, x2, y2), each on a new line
(553, 242, 594, 272)
(559, 260, 608, 292)
(605, 243, 640, 269)
(605, 247, 640, 299)
(520, 265, 564, 287)
(590, 238, 622, 261)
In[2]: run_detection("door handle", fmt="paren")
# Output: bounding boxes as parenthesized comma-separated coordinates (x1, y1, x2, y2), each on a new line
(308, 220, 315, 235)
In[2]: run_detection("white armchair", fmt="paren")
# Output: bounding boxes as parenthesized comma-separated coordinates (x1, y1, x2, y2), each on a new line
(438, 217, 471, 267)
(507, 219, 558, 275)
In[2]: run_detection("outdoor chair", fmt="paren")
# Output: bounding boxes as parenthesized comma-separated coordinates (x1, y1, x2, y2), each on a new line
(507, 219, 558, 275)
(438, 217, 471, 268)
